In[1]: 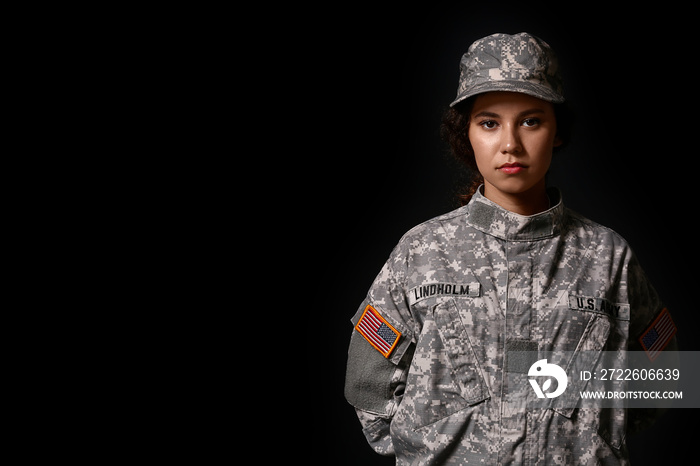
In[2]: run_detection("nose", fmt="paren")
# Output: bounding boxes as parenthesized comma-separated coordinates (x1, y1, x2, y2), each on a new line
(500, 125, 522, 154)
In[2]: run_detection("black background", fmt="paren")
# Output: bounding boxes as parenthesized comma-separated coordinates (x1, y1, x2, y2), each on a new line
(308, 3, 698, 464)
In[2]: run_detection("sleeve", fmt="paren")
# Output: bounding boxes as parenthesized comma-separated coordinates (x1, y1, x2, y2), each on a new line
(344, 247, 416, 456)
(625, 251, 679, 434)
(626, 252, 678, 353)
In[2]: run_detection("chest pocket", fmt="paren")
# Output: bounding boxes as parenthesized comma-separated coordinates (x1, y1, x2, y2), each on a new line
(397, 298, 489, 430)
(433, 299, 490, 406)
(548, 295, 630, 418)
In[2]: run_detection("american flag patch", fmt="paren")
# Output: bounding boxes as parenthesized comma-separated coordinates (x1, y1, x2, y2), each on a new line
(355, 305, 401, 358)
(639, 308, 677, 361)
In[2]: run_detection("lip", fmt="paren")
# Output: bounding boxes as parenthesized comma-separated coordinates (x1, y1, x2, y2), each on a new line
(498, 162, 527, 174)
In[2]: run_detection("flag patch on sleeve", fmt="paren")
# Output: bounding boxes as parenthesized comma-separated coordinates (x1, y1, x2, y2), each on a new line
(355, 305, 401, 358)
(639, 308, 677, 361)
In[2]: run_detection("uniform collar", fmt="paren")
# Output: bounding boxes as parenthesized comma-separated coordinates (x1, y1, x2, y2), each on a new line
(465, 186, 565, 241)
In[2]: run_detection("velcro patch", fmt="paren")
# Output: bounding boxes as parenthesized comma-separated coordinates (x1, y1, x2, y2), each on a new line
(355, 305, 401, 358)
(568, 295, 630, 320)
(639, 308, 677, 361)
(407, 282, 481, 305)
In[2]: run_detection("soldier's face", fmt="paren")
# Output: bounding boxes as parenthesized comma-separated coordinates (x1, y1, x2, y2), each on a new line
(468, 92, 561, 201)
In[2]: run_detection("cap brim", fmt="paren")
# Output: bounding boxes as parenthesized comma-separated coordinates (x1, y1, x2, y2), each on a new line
(450, 81, 565, 107)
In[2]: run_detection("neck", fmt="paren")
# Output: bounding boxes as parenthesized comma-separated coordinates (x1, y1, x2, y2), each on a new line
(482, 181, 549, 216)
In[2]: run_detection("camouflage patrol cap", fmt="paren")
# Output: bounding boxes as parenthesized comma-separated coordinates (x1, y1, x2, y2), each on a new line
(450, 32, 565, 107)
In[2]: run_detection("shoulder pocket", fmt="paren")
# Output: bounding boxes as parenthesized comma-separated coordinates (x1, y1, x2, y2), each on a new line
(433, 299, 489, 405)
(345, 302, 415, 415)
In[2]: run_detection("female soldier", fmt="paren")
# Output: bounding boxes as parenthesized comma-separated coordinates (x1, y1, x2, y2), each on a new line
(344, 32, 677, 465)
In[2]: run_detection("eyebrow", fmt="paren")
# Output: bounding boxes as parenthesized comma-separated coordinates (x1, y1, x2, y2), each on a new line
(473, 108, 546, 119)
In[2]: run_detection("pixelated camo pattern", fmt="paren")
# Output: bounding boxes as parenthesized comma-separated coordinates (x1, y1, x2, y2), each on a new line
(346, 188, 668, 465)
(452, 32, 565, 106)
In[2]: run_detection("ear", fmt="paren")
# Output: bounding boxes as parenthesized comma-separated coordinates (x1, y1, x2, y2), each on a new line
(553, 136, 563, 148)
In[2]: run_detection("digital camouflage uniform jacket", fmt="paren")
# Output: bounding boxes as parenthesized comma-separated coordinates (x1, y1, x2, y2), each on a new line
(345, 188, 676, 465)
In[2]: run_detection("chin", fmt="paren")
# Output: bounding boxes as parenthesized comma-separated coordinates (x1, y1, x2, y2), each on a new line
(489, 178, 541, 195)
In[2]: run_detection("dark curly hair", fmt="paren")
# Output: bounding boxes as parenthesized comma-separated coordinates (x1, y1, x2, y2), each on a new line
(440, 97, 574, 205)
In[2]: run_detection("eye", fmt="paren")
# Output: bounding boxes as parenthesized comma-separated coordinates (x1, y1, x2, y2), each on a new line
(478, 120, 498, 130)
(522, 118, 540, 127)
